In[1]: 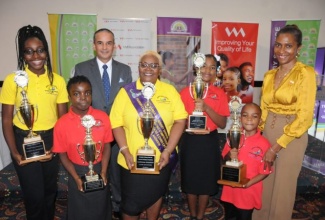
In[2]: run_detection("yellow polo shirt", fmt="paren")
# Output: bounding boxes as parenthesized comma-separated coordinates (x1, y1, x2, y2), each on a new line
(0, 67, 69, 131)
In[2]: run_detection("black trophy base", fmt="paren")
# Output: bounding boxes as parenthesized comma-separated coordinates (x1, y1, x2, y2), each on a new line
(81, 174, 104, 193)
(20, 138, 50, 165)
(130, 152, 159, 174)
(186, 115, 208, 134)
(218, 164, 249, 187)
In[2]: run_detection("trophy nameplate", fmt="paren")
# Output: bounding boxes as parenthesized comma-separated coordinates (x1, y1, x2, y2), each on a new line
(78, 115, 104, 192)
(218, 96, 249, 187)
(14, 71, 51, 165)
(186, 53, 209, 134)
(131, 82, 159, 174)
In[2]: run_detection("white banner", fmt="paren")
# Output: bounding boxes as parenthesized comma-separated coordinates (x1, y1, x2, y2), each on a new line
(102, 18, 152, 81)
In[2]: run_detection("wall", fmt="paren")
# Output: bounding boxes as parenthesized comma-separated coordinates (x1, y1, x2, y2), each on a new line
(1, 0, 324, 103)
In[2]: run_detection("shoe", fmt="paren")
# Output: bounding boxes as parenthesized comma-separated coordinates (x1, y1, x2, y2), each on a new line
(190, 217, 197, 220)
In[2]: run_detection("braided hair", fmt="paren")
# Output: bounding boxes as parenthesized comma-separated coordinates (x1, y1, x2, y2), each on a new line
(15, 25, 53, 85)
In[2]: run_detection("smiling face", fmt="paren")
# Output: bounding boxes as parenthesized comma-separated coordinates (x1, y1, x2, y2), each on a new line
(240, 103, 261, 136)
(93, 30, 115, 63)
(222, 69, 240, 93)
(200, 57, 217, 84)
(274, 33, 301, 67)
(23, 37, 47, 75)
(139, 54, 161, 84)
(241, 65, 254, 84)
(69, 82, 92, 116)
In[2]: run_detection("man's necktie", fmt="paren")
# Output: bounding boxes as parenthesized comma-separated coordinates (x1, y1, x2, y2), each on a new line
(102, 64, 111, 104)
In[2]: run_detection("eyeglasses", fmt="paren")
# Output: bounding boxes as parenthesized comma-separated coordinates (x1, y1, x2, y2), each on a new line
(139, 62, 159, 70)
(24, 48, 46, 56)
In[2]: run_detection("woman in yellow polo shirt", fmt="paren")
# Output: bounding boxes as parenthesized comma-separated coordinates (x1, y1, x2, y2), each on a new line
(0, 25, 68, 220)
(110, 50, 187, 220)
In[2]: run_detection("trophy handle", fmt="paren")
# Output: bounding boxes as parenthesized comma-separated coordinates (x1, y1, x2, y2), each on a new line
(95, 141, 102, 162)
(76, 143, 86, 163)
(189, 83, 194, 99)
(202, 83, 209, 99)
(33, 104, 39, 123)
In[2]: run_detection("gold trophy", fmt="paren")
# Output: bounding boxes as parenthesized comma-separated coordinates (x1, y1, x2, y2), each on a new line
(218, 96, 249, 187)
(14, 71, 51, 164)
(186, 53, 209, 134)
(131, 82, 159, 174)
(77, 115, 104, 192)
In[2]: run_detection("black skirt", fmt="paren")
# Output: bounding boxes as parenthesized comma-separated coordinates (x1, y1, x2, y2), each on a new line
(180, 130, 221, 195)
(67, 163, 112, 220)
(120, 164, 171, 216)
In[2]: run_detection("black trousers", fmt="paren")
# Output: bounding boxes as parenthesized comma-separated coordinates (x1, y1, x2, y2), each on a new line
(13, 127, 59, 220)
(109, 143, 121, 212)
(223, 201, 253, 220)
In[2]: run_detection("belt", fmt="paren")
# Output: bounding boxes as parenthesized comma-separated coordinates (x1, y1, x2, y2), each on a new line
(13, 125, 53, 136)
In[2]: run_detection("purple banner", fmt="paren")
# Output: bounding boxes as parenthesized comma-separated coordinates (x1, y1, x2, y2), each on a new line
(157, 17, 202, 36)
(269, 21, 287, 70)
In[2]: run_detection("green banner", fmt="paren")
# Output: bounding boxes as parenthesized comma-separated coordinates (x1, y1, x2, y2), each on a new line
(48, 14, 97, 82)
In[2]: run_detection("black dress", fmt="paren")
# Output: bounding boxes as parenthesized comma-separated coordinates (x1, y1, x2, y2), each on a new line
(180, 130, 221, 195)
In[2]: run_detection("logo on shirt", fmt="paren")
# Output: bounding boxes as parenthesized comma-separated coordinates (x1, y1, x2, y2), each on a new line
(156, 96, 170, 104)
(248, 146, 264, 160)
(45, 85, 58, 95)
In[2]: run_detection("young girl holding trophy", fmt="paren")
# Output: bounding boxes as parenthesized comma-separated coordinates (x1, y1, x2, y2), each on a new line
(0, 25, 68, 220)
(53, 75, 113, 219)
(180, 54, 230, 220)
(220, 103, 271, 220)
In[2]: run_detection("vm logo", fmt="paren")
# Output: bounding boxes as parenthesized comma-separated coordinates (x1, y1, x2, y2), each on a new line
(225, 27, 246, 37)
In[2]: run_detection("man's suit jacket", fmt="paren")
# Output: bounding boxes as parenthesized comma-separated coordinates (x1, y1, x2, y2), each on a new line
(74, 58, 132, 114)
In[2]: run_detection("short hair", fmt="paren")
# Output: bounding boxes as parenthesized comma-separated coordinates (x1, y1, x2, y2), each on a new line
(139, 50, 163, 67)
(241, 103, 261, 116)
(16, 25, 53, 85)
(93, 28, 115, 43)
(158, 51, 174, 64)
(239, 62, 253, 82)
(225, 66, 240, 79)
(205, 54, 220, 68)
(218, 53, 229, 66)
(276, 24, 302, 47)
(67, 75, 92, 93)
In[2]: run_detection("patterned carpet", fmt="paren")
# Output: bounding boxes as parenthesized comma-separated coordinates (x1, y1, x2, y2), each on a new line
(0, 134, 324, 219)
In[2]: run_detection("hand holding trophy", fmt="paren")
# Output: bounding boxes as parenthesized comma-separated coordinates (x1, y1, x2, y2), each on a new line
(77, 115, 104, 192)
(185, 53, 209, 134)
(218, 96, 249, 187)
(131, 82, 159, 174)
(14, 70, 51, 164)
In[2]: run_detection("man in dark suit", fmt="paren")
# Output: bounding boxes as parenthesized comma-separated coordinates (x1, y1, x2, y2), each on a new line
(74, 28, 132, 219)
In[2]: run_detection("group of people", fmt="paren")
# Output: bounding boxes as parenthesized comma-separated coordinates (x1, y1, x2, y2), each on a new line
(0, 23, 316, 220)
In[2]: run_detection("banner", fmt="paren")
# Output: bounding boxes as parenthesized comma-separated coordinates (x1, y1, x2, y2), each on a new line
(48, 14, 97, 82)
(211, 22, 259, 103)
(157, 17, 202, 91)
(102, 18, 151, 81)
(269, 20, 321, 69)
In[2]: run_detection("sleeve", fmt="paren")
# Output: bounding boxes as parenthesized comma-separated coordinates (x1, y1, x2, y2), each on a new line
(277, 67, 317, 147)
(110, 88, 127, 128)
(216, 89, 230, 117)
(52, 119, 68, 153)
(259, 73, 270, 131)
(172, 87, 188, 120)
(55, 75, 69, 104)
(0, 74, 17, 105)
(221, 142, 231, 158)
(104, 115, 114, 143)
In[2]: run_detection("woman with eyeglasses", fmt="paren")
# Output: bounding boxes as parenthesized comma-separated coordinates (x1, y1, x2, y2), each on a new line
(0, 25, 68, 220)
(110, 50, 187, 220)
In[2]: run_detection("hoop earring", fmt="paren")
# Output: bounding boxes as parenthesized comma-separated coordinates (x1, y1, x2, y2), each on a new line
(296, 52, 300, 58)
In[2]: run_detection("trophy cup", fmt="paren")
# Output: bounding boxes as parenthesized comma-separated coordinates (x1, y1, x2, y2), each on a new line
(131, 82, 159, 174)
(14, 71, 51, 164)
(218, 96, 249, 187)
(185, 53, 209, 134)
(77, 115, 104, 192)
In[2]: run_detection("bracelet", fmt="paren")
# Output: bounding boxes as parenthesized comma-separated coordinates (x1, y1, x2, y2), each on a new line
(119, 146, 128, 153)
(163, 148, 171, 155)
(270, 147, 279, 158)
